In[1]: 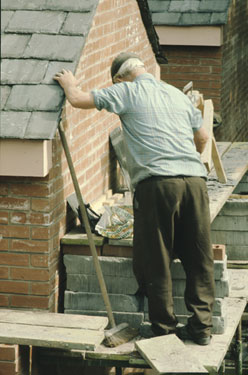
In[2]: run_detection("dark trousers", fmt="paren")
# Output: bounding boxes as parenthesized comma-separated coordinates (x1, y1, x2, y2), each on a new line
(133, 176, 215, 337)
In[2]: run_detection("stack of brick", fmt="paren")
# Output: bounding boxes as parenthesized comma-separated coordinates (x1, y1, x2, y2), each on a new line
(211, 172, 248, 260)
(63, 253, 229, 334)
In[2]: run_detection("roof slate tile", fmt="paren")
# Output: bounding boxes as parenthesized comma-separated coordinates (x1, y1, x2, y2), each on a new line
(5, 85, 64, 112)
(0, 86, 12, 110)
(211, 12, 229, 25)
(1, 59, 48, 85)
(43, 61, 77, 85)
(1, 0, 94, 12)
(181, 12, 211, 25)
(61, 12, 93, 35)
(6, 10, 66, 34)
(1, 11, 14, 32)
(1, 34, 31, 58)
(0, 112, 32, 138)
(169, 1, 200, 13)
(152, 12, 181, 25)
(23, 34, 84, 61)
(147, 1, 170, 13)
(199, 0, 231, 12)
(26, 112, 60, 139)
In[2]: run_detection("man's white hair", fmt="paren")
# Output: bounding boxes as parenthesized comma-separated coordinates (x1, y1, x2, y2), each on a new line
(113, 58, 145, 82)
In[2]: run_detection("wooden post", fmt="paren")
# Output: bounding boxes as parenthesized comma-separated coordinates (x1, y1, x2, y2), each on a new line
(212, 137, 227, 183)
(235, 320, 243, 375)
(201, 99, 214, 173)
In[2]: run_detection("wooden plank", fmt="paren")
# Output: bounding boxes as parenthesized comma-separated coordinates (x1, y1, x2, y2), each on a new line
(182, 298, 247, 373)
(208, 142, 248, 222)
(228, 269, 248, 299)
(0, 310, 108, 330)
(0, 322, 104, 351)
(201, 99, 214, 172)
(135, 334, 208, 374)
(212, 137, 227, 183)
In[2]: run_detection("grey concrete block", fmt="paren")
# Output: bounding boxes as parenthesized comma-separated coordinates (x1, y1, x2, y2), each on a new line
(211, 215, 248, 231)
(176, 314, 227, 334)
(61, 12, 93, 35)
(1, 11, 14, 31)
(64, 291, 140, 313)
(24, 34, 84, 62)
(1, 0, 95, 11)
(64, 255, 134, 277)
(67, 274, 138, 294)
(26, 112, 60, 139)
(6, 10, 66, 34)
(0, 86, 11, 110)
(171, 277, 229, 298)
(64, 310, 144, 328)
(5, 85, 64, 112)
(1, 59, 48, 85)
(43, 61, 77, 84)
(1, 34, 31, 58)
(171, 257, 227, 280)
(0, 112, 31, 138)
(169, 1, 200, 13)
(226, 245, 248, 261)
(211, 230, 248, 246)
(143, 297, 227, 317)
(217, 198, 248, 216)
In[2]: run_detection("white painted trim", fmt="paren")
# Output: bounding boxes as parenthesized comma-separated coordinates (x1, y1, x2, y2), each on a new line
(0, 139, 52, 177)
(155, 26, 223, 46)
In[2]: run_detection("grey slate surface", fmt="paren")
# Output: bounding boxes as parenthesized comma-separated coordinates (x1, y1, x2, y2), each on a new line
(1, 0, 99, 140)
(148, 0, 231, 26)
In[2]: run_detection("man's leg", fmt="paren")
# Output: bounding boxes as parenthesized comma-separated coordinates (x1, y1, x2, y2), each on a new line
(133, 177, 183, 335)
(177, 177, 215, 338)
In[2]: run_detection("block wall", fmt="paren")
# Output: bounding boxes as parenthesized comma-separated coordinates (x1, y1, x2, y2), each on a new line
(0, 0, 157, 315)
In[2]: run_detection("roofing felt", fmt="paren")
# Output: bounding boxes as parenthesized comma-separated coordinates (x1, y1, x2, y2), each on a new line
(147, 0, 232, 26)
(0, 0, 99, 140)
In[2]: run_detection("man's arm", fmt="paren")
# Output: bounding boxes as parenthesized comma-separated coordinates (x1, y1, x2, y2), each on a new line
(54, 69, 96, 109)
(193, 127, 209, 154)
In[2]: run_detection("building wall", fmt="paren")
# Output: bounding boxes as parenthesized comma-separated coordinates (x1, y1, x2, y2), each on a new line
(215, 0, 248, 142)
(0, 0, 157, 313)
(160, 2, 248, 142)
(160, 45, 222, 112)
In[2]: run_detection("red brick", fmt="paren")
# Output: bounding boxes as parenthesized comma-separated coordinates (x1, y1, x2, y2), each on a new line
(10, 267, 49, 282)
(31, 282, 50, 296)
(0, 239, 9, 251)
(0, 345, 16, 361)
(31, 254, 49, 268)
(0, 280, 29, 294)
(0, 197, 30, 210)
(11, 183, 51, 197)
(11, 239, 50, 253)
(31, 227, 51, 240)
(102, 244, 133, 258)
(0, 212, 8, 224)
(0, 253, 29, 266)
(0, 225, 29, 239)
(11, 295, 49, 309)
(0, 183, 9, 196)
(0, 295, 9, 307)
(0, 362, 16, 375)
(0, 267, 8, 279)
(31, 198, 51, 212)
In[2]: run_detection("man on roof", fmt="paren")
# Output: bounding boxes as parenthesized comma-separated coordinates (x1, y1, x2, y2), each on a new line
(54, 52, 215, 346)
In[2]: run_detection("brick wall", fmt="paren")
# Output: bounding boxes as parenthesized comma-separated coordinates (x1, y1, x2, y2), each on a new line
(160, 2, 248, 142)
(160, 46, 222, 112)
(0, 0, 157, 315)
(215, 0, 248, 142)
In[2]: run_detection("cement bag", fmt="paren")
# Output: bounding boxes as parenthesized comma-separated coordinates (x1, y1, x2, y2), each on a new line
(95, 205, 133, 239)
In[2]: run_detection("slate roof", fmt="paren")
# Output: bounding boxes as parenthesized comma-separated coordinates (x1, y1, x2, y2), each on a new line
(148, 0, 232, 26)
(0, 0, 99, 140)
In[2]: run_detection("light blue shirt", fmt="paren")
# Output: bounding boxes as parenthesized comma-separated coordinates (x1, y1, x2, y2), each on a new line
(92, 73, 207, 188)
